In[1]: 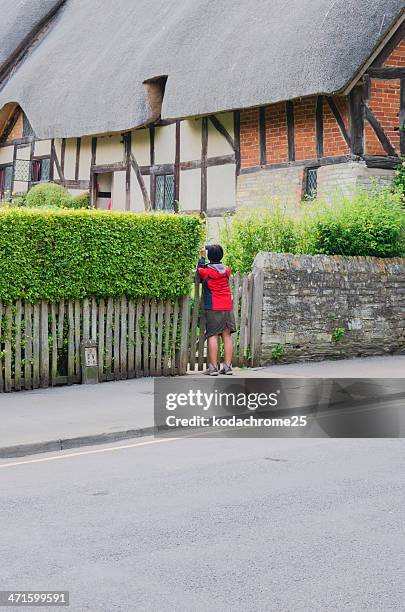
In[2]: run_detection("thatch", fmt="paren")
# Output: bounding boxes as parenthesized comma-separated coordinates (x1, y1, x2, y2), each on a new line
(0, 0, 403, 138)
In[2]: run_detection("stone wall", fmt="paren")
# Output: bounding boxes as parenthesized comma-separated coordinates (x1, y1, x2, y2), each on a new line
(253, 252, 405, 364)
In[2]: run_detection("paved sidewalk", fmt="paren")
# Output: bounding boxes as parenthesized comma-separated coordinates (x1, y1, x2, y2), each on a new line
(0, 355, 403, 458)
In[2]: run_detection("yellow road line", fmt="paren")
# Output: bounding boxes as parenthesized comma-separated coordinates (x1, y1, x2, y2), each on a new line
(0, 437, 178, 470)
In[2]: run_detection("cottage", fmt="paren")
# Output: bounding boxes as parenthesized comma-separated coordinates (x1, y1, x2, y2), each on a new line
(0, 0, 404, 227)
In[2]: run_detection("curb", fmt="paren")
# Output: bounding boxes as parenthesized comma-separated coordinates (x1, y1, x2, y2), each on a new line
(0, 426, 156, 459)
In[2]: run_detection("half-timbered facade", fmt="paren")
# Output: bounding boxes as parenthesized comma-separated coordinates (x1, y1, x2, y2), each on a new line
(0, 0, 404, 230)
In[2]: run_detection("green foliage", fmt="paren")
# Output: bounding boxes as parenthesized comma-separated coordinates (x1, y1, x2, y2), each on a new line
(393, 159, 405, 202)
(300, 186, 404, 258)
(221, 186, 405, 272)
(220, 206, 297, 273)
(332, 327, 345, 342)
(25, 183, 72, 208)
(271, 344, 286, 360)
(0, 208, 203, 302)
(20, 183, 90, 209)
(69, 191, 91, 209)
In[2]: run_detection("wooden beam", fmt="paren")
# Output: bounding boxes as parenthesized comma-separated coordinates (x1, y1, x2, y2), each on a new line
(49, 139, 55, 181)
(209, 115, 236, 152)
(363, 155, 401, 169)
(367, 67, 405, 80)
(239, 154, 360, 174)
(400, 79, 405, 156)
(364, 104, 397, 157)
(51, 140, 64, 182)
(90, 137, 97, 208)
(259, 107, 267, 166)
(174, 121, 180, 212)
(233, 111, 241, 177)
(149, 127, 155, 209)
(371, 22, 405, 68)
(123, 132, 131, 211)
(286, 101, 295, 161)
(10, 143, 17, 193)
(60, 138, 66, 175)
(200, 117, 208, 216)
(91, 161, 126, 174)
(55, 179, 90, 189)
(325, 97, 351, 148)
(315, 96, 324, 159)
(74, 137, 81, 182)
(130, 152, 151, 210)
(91, 137, 97, 166)
(349, 85, 364, 156)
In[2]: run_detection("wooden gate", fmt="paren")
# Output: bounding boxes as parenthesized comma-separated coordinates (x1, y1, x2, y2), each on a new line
(0, 272, 264, 392)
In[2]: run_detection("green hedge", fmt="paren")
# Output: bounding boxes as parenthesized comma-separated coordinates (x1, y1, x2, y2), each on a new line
(0, 208, 203, 302)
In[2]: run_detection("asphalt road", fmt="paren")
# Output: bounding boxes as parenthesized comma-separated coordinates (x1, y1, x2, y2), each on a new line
(1, 437, 404, 612)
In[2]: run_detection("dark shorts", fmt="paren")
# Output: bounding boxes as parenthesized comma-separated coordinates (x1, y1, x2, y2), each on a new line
(205, 310, 237, 338)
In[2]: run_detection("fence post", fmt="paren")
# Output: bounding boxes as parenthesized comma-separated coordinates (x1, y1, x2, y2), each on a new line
(40, 300, 49, 388)
(250, 269, 264, 367)
(179, 295, 190, 375)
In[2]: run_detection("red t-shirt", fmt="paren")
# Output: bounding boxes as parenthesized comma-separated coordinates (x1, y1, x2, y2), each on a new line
(198, 260, 233, 311)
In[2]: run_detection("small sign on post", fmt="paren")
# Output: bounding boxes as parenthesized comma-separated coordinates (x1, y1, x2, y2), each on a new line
(81, 341, 99, 384)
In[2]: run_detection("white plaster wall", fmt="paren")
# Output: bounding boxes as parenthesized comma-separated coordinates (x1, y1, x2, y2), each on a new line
(16, 145, 30, 160)
(154, 123, 175, 165)
(130, 167, 148, 212)
(63, 139, 77, 180)
(112, 171, 126, 211)
(179, 168, 200, 211)
(132, 129, 150, 166)
(34, 139, 51, 157)
(207, 113, 234, 157)
(96, 134, 124, 165)
(13, 180, 29, 193)
(181, 119, 202, 161)
(0, 146, 14, 164)
(79, 137, 92, 181)
(207, 164, 236, 210)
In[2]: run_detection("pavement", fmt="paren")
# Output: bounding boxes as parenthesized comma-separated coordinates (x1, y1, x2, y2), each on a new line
(0, 355, 403, 459)
(0, 436, 404, 611)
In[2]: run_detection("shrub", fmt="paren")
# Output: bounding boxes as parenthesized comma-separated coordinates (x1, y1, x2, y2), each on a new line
(221, 187, 405, 272)
(69, 191, 91, 209)
(220, 206, 297, 273)
(25, 183, 72, 208)
(393, 159, 405, 202)
(299, 186, 404, 258)
(0, 209, 204, 302)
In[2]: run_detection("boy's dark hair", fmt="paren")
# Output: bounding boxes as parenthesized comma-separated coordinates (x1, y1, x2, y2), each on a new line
(206, 244, 223, 263)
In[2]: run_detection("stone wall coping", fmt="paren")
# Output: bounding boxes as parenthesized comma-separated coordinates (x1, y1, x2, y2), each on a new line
(253, 252, 405, 274)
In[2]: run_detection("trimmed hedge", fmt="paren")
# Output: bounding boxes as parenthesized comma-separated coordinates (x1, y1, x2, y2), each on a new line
(0, 208, 203, 302)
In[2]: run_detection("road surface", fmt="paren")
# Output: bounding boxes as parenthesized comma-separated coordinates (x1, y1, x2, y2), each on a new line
(1, 436, 404, 611)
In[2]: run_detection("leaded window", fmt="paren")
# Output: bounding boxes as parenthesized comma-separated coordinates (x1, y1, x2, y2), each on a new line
(305, 167, 318, 199)
(13, 159, 31, 182)
(31, 158, 51, 183)
(0, 165, 13, 199)
(22, 114, 35, 138)
(155, 174, 175, 211)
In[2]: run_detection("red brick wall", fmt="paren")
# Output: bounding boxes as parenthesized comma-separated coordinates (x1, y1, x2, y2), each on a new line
(265, 102, 289, 164)
(384, 38, 405, 66)
(323, 97, 350, 157)
(240, 108, 260, 167)
(293, 97, 316, 161)
(365, 79, 401, 155)
(5, 111, 23, 142)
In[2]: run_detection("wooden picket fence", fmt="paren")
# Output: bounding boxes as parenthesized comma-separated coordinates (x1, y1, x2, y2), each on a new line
(0, 271, 264, 392)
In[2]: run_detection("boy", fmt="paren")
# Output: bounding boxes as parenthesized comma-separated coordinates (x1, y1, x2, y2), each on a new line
(197, 244, 236, 376)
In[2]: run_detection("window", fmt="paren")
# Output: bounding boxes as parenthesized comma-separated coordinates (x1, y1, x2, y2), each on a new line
(155, 174, 175, 211)
(22, 114, 35, 138)
(304, 167, 318, 199)
(31, 158, 50, 183)
(0, 165, 13, 199)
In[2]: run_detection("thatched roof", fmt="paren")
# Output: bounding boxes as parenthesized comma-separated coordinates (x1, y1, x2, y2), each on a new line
(0, 0, 403, 139)
(0, 0, 64, 76)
